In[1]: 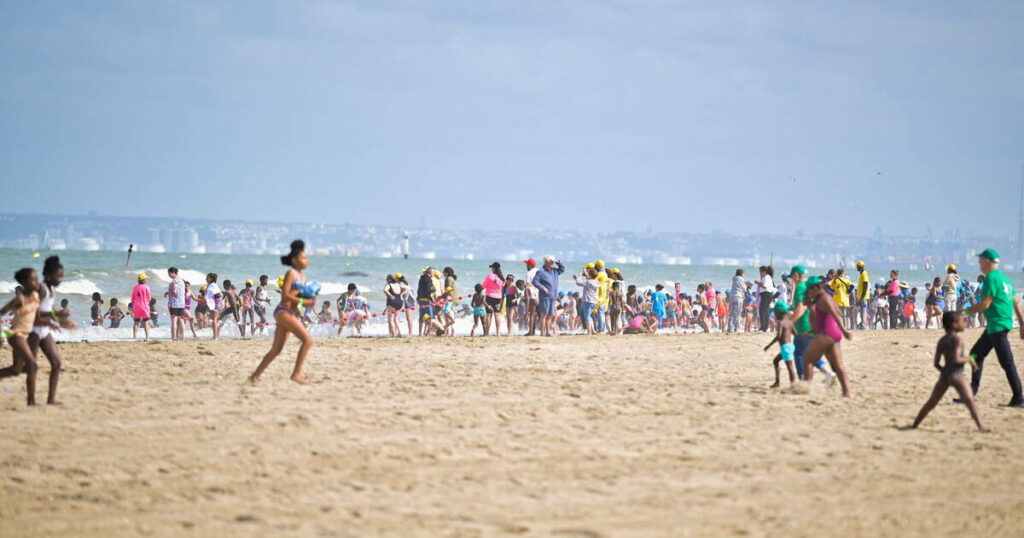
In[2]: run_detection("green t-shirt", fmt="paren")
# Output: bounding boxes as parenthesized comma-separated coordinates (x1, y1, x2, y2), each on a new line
(981, 269, 1015, 334)
(792, 281, 812, 334)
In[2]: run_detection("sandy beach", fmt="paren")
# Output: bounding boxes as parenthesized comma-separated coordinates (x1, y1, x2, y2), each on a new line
(1, 329, 1022, 537)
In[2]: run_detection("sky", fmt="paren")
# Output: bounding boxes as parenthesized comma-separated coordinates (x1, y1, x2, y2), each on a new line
(1, 1, 1023, 237)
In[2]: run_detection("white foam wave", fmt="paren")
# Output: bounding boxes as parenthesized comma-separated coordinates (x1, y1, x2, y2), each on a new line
(56, 278, 103, 296)
(0, 280, 16, 294)
(139, 268, 208, 286)
(318, 282, 371, 295)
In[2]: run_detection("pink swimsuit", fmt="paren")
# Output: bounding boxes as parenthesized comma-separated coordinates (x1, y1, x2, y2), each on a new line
(813, 306, 843, 342)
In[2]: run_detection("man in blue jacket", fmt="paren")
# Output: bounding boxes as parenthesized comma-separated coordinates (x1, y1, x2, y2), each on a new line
(532, 255, 565, 337)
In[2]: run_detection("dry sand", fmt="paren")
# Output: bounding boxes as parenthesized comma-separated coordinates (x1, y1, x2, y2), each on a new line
(1, 329, 1022, 537)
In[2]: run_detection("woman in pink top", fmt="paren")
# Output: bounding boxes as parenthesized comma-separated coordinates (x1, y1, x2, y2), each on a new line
(481, 262, 505, 336)
(131, 273, 152, 340)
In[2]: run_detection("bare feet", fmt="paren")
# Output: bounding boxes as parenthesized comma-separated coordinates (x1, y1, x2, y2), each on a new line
(770, 381, 780, 389)
(290, 374, 309, 385)
(47, 400, 63, 406)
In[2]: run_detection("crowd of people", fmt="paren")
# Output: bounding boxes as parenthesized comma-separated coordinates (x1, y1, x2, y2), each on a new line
(2, 244, 1023, 433)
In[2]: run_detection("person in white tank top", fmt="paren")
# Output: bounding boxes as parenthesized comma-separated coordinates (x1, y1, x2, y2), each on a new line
(30, 256, 75, 405)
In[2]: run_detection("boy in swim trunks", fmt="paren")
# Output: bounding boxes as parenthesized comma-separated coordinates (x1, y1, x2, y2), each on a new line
(470, 284, 486, 337)
(911, 312, 987, 431)
(764, 301, 797, 388)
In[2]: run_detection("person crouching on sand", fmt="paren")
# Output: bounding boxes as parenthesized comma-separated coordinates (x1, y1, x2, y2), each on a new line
(250, 240, 314, 385)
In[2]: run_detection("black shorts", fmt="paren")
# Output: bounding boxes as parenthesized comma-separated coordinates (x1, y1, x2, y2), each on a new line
(134, 317, 149, 323)
(485, 297, 502, 310)
(169, 307, 185, 317)
(221, 307, 240, 321)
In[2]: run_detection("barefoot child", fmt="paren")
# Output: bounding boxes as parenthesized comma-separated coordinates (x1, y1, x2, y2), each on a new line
(765, 301, 797, 388)
(249, 240, 316, 385)
(29, 256, 75, 405)
(911, 312, 987, 431)
(470, 284, 485, 336)
(0, 268, 43, 405)
(105, 298, 125, 328)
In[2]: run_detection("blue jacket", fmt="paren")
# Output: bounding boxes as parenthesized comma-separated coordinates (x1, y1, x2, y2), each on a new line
(532, 262, 565, 299)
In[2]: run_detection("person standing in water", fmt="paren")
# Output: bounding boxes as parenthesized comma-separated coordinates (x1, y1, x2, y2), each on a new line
(250, 240, 315, 385)
(28, 256, 75, 405)
(254, 275, 271, 335)
(131, 273, 152, 340)
(166, 267, 186, 341)
(957, 249, 1024, 407)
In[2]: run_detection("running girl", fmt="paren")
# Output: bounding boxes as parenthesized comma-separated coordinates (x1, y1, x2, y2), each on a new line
(29, 256, 75, 405)
(0, 268, 44, 405)
(801, 277, 853, 397)
(911, 312, 987, 431)
(249, 240, 315, 385)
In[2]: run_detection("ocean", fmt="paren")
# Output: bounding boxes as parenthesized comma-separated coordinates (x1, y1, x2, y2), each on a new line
(0, 248, 1014, 341)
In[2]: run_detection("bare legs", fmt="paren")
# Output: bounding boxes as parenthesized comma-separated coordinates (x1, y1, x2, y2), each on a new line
(29, 334, 61, 404)
(0, 335, 38, 405)
(249, 311, 313, 385)
(803, 335, 852, 397)
(913, 373, 987, 430)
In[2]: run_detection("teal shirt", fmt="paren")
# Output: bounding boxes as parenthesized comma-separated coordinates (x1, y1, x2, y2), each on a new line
(981, 269, 1015, 334)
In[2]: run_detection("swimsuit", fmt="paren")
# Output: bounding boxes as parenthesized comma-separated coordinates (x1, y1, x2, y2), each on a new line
(473, 306, 485, 317)
(812, 306, 843, 342)
(32, 284, 55, 339)
(780, 342, 795, 362)
(9, 292, 39, 338)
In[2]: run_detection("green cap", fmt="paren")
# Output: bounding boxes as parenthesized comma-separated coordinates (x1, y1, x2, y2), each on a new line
(806, 276, 824, 287)
(978, 248, 1000, 262)
(773, 301, 791, 314)
(790, 265, 807, 276)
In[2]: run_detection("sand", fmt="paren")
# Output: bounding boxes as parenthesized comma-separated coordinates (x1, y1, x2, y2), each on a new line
(1, 329, 1023, 537)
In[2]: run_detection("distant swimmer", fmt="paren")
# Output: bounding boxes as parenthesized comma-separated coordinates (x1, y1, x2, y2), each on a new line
(250, 240, 316, 385)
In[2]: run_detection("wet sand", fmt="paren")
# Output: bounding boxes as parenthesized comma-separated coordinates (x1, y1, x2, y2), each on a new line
(1, 329, 1022, 537)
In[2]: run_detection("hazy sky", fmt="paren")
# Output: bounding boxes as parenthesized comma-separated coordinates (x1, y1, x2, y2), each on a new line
(2, 1, 1022, 236)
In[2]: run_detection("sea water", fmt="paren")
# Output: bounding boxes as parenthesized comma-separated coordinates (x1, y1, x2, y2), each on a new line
(0, 248, 1011, 341)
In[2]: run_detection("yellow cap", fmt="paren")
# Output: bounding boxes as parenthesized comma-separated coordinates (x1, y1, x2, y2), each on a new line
(946, 264, 956, 271)
(199, 285, 207, 292)
(445, 287, 454, 292)
(611, 268, 620, 273)
(394, 273, 403, 279)
(137, 273, 148, 280)
(245, 278, 253, 285)
(585, 263, 595, 269)
(855, 260, 864, 267)
(422, 314, 430, 320)
(595, 260, 605, 266)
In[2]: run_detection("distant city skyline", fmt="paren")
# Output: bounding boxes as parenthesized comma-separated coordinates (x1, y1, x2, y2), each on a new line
(1, 211, 1017, 272)
(2, 2, 1023, 236)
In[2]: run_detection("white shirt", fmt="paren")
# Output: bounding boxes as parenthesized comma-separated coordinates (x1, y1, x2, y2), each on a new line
(205, 282, 221, 307)
(758, 275, 776, 294)
(168, 277, 186, 308)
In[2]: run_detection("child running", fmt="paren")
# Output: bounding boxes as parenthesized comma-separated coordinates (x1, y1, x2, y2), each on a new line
(910, 312, 987, 431)
(0, 268, 43, 405)
(764, 301, 796, 388)
(800, 277, 853, 397)
(249, 240, 315, 385)
(29, 256, 75, 405)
